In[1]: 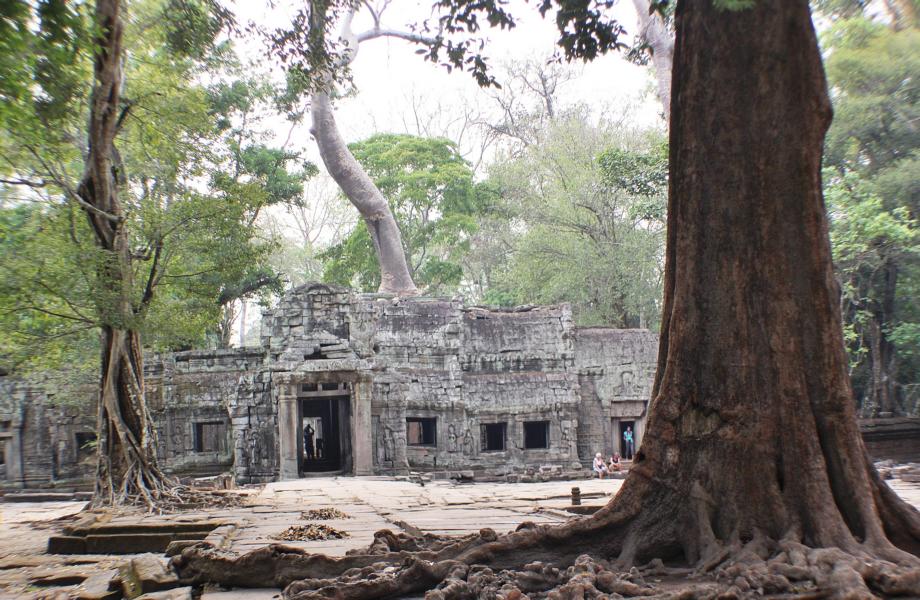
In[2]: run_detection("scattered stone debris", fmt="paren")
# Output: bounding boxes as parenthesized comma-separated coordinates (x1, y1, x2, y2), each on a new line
(875, 459, 920, 482)
(301, 507, 351, 520)
(274, 523, 349, 541)
(157, 488, 247, 512)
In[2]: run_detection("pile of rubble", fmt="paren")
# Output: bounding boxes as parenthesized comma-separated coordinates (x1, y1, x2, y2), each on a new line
(875, 460, 920, 481)
(301, 507, 350, 520)
(273, 524, 349, 541)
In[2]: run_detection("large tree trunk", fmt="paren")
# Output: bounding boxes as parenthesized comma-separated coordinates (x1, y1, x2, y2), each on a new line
(631, 0, 674, 120)
(310, 92, 418, 295)
(80, 0, 170, 507)
(174, 1, 920, 595)
(610, 0, 920, 567)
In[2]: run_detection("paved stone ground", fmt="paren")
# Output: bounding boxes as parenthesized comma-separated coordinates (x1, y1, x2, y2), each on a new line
(228, 476, 616, 556)
(1, 475, 919, 599)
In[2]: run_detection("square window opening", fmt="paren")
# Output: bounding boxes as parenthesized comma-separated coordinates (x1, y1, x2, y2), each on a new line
(480, 422, 507, 452)
(194, 422, 227, 453)
(75, 432, 97, 456)
(523, 421, 550, 449)
(406, 417, 437, 446)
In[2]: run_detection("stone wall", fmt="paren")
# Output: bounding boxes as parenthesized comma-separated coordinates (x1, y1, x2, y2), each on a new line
(574, 328, 658, 464)
(0, 377, 96, 488)
(146, 348, 276, 484)
(350, 300, 585, 476)
(862, 418, 920, 463)
(0, 283, 666, 487)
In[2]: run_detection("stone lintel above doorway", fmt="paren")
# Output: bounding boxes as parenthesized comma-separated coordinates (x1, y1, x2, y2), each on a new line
(607, 400, 648, 419)
(272, 358, 371, 379)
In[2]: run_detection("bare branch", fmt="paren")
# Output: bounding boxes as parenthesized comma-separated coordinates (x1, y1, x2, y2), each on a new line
(355, 27, 437, 46)
(0, 177, 47, 188)
(138, 239, 163, 310)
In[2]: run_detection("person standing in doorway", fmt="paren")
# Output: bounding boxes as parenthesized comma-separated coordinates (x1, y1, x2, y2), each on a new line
(623, 426, 634, 460)
(305, 423, 315, 460)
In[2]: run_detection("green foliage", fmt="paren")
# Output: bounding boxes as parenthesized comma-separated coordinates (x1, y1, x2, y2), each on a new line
(711, 0, 756, 11)
(822, 16, 920, 414)
(0, 1, 90, 131)
(0, 0, 309, 371)
(161, 0, 233, 59)
(824, 20, 920, 180)
(0, 203, 99, 373)
(321, 134, 480, 294)
(480, 118, 666, 328)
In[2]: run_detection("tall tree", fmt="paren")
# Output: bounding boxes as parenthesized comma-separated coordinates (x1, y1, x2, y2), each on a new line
(321, 134, 479, 294)
(273, 2, 423, 295)
(629, 0, 674, 118)
(176, 1, 920, 596)
(0, 0, 297, 504)
(79, 0, 170, 505)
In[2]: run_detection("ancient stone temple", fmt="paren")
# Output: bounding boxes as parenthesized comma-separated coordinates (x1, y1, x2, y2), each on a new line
(0, 284, 659, 487)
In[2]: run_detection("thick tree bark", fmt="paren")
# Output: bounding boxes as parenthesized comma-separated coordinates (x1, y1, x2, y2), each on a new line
(174, 1, 920, 596)
(79, 0, 170, 506)
(310, 92, 418, 295)
(631, 0, 674, 120)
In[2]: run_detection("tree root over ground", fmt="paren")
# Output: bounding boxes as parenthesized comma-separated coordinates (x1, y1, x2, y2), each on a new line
(172, 517, 920, 599)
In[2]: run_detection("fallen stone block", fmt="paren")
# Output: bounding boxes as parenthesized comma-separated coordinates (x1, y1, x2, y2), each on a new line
(31, 573, 88, 586)
(164, 540, 201, 557)
(3, 492, 80, 502)
(75, 568, 122, 600)
(121, 555, 180, 597)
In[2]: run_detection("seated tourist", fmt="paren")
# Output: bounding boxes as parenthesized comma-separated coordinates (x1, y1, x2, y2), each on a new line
(593, 452, 609, 479)
(608, 452, 621, 472)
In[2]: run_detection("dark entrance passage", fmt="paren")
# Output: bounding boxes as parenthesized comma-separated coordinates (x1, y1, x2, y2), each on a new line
(618, 420, 636, 460)
(299, 382, 352, 474)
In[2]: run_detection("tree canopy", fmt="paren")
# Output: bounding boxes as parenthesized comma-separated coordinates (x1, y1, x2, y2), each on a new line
(0, 0, 311, 371)
(482, 116, 666, 328)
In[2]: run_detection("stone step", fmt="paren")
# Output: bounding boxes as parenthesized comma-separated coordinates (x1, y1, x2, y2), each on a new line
(2, 492, 89, 502)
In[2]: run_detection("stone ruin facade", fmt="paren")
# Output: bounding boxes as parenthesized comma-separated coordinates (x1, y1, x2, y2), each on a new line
(1, 284, 658, 487)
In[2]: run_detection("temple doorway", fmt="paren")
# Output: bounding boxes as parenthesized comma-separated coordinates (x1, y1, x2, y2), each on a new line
(299, 382, 352, 474)
(618, 419, 636, 460)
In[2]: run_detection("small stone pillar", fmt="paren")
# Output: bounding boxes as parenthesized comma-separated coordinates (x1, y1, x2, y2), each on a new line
(571, 486, 581, 505)
(352, 380, 373, 476)
(278, 384, 300, 479)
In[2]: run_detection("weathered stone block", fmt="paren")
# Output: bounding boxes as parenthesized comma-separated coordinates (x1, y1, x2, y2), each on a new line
(47, 535, 87, 554)
(122, 555, 180, 597)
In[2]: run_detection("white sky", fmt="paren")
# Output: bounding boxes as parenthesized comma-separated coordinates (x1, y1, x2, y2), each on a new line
(238, 0, 663, 162)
